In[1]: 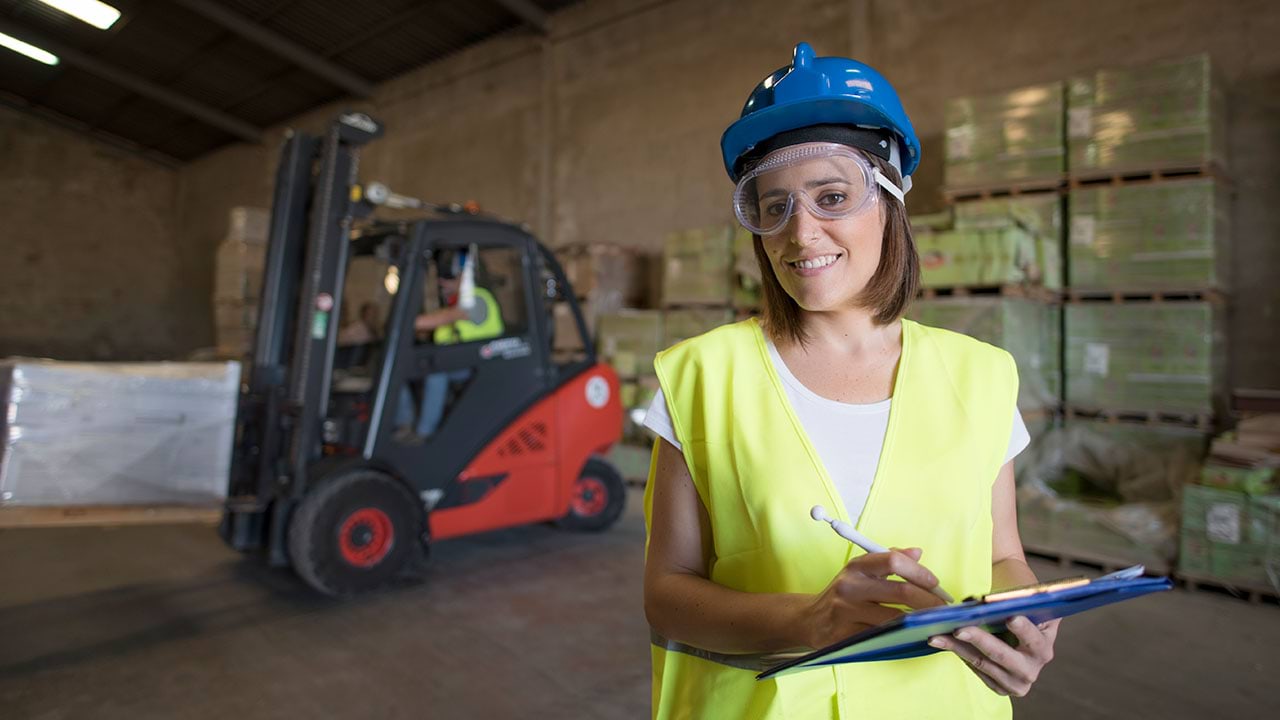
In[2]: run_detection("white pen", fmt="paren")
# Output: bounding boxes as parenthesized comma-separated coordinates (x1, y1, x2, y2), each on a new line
(811, 505, 955, 604)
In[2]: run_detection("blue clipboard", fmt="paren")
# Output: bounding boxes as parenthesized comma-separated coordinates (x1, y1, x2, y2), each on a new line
(757, 568, 1172, 680)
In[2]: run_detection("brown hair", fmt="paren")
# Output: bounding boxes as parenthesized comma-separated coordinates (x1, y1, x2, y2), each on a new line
(753, 151, 919, 346)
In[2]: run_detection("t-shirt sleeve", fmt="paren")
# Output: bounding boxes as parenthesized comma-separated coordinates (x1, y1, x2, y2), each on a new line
(1004, 407, 1031, 465)
(466, 296, 489, 326)
(642, 388, 682, 450)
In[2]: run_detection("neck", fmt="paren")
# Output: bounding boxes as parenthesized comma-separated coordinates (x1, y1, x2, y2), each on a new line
(790, 306, 901, 357)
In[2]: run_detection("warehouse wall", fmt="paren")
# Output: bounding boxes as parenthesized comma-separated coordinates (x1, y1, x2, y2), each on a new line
(0, 106, 181, 360)
(172, 0, 1280, 388)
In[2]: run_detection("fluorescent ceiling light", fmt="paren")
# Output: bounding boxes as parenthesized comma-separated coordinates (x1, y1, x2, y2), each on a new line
(37, 0, 121, 30)
(0, 31, 59, 65)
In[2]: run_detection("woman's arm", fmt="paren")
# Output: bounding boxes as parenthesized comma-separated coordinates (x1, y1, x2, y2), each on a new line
(643, 438, 945, 654)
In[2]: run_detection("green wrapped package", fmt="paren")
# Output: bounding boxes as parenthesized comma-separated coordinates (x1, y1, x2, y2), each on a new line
(1068, 178, 1228, 289)
(944, 82, 1065, 190)
(663, 308, 734, 348)
(908, 298, 1061, 411)
(1064, 302, 1224, 414)
(952, 195, 1064, 289)
(919, 225, 1057, 288)
(1179, 484, 1280, 591)
(1068, 54, 1226, 174)
(597, 310, 664, 378)
(663, 225, 734, 306)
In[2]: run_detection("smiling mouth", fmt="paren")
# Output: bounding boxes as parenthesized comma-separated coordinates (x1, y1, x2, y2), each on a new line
(788, 254, 841, 270)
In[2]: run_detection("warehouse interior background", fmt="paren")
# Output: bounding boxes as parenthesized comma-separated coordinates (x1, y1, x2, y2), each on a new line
(2, 0, 1279, 718)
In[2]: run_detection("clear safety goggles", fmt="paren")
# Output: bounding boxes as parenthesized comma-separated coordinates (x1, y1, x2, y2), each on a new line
(732, 143, 906, 237)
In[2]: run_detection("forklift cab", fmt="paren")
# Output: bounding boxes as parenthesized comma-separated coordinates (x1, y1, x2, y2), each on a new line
(221, 114, 625, 596)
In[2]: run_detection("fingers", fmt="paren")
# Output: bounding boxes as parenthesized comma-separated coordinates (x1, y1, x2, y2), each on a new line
(1006, 616, 1054, 665)
(849, 548, 941, 593)
(954, 625, 1039, 697)
(857, 577, 947, 610)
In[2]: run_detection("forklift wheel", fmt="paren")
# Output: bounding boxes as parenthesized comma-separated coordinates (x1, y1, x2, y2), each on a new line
(556, 457, 626, 532)
(287, 468, 423, 596)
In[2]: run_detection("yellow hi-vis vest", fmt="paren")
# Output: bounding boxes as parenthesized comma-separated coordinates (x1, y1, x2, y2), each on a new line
(433, 287, 504, 345)
(644, 317, 1017, 720)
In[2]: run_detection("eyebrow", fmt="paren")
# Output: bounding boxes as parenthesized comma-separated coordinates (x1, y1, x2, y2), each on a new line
(758, 177, 851, 200)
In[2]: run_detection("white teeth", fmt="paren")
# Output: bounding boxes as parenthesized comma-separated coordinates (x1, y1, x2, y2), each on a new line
(793, 255, 838, 270)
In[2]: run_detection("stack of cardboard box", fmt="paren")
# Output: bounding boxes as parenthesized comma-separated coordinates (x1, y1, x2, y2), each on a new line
(944, 81, 1065, 191)
(212, 207, 270, 357)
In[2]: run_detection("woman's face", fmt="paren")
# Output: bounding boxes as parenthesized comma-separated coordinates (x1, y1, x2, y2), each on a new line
(755, 154, 886, 313)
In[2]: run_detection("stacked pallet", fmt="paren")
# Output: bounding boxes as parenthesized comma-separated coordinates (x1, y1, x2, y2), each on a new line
(936, 54, 1233, 574)
(212, 207, 270, 357)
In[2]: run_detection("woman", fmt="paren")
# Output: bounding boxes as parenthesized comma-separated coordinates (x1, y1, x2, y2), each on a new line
(642, 43, 1057, 719)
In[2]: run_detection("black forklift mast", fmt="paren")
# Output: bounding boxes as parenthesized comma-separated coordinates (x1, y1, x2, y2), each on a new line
(221, 113, 383, 564)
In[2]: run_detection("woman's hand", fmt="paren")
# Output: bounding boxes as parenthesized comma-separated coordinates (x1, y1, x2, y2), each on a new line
(928, 616, 1059, 697)
(803, 548, 948, 649)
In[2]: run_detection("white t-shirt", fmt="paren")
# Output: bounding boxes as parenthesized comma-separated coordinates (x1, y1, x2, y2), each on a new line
(643, 339, 1030, 524)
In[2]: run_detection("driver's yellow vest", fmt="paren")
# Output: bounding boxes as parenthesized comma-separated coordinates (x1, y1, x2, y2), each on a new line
(644, 318, 1017, 719)
(433, 287, 504, 345)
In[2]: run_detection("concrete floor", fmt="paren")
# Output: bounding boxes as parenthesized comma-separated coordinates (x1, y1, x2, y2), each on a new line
(1, 488, 1277, 719)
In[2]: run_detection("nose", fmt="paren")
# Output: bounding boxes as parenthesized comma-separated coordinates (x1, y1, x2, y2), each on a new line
(786, 201, 824, 246)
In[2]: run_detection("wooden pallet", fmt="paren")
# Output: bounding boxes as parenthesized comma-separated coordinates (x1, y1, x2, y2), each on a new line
(0, 505, 223, 529)
(1064, 405, 1214, 431)
(1022, 541, 1171, 576)
(943, 177, 1065, 203)
(1177, 571, 1280, 606)
(1067, 163, 1224, 189)
(1064, 287, 1226, 304)
(920, 285, 1063, 303)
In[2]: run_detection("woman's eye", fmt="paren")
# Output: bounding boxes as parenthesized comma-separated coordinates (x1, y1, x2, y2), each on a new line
(765, 201, 788, 217)
(818, 192, 848, 208)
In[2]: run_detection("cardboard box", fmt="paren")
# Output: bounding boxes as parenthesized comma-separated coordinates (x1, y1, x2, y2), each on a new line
(1064, 302, 1224, 414)
(214, 237, 266, 303)
(1178, 484, 1280, 590)
(0, 360, 240, 506)
(1068, 54, 1226, 174)
(662, 225, 734, 306)
(555, 244, 650, 315)
(597, 310, 664, 378)
(1068, 178, 1229, 289)
(944, 82, 1065, 190)
(663, 308, 734, 348)
(226, 207, 270, 245)
(908, 297, 1061, 412)
(919, 226, 1057, 288)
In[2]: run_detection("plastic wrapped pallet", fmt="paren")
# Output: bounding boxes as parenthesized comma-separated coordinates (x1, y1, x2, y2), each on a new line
(1068, 178, 1229, 290)
(663, 308, 734, 348)
(0, 360, 240, 506)
(662, 225, 734, 306)
(1178, 484, 1279, 593)
(1068, 54, 1226, 175)
(1017, 419, 1207, 571)
(1064, 302, 1224, 415)
(944, 82, 1065, 190)
(908, 297, 1061, 412)
(597, 310, 664, 378)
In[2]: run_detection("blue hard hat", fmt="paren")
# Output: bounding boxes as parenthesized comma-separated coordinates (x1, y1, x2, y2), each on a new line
(721, 42, 920, 182)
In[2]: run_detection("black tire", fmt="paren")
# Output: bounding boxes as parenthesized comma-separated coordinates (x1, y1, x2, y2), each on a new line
(287, 467, 424, 596)
(556, 457, 626, 532)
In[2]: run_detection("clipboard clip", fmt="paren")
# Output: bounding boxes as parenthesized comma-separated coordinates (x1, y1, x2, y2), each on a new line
(978, 564, 1147, 603)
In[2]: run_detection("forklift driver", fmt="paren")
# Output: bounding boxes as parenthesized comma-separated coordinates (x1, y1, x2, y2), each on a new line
(394, 250, 505, 443)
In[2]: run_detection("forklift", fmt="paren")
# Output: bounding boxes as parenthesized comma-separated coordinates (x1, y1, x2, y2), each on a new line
(219, 112, 627, 596)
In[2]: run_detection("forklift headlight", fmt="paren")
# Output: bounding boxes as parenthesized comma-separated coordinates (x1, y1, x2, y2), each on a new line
(322, 419, 340, 443)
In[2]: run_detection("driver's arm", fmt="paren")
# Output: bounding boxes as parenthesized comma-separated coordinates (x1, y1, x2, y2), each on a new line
(412, 307, 468, 332)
